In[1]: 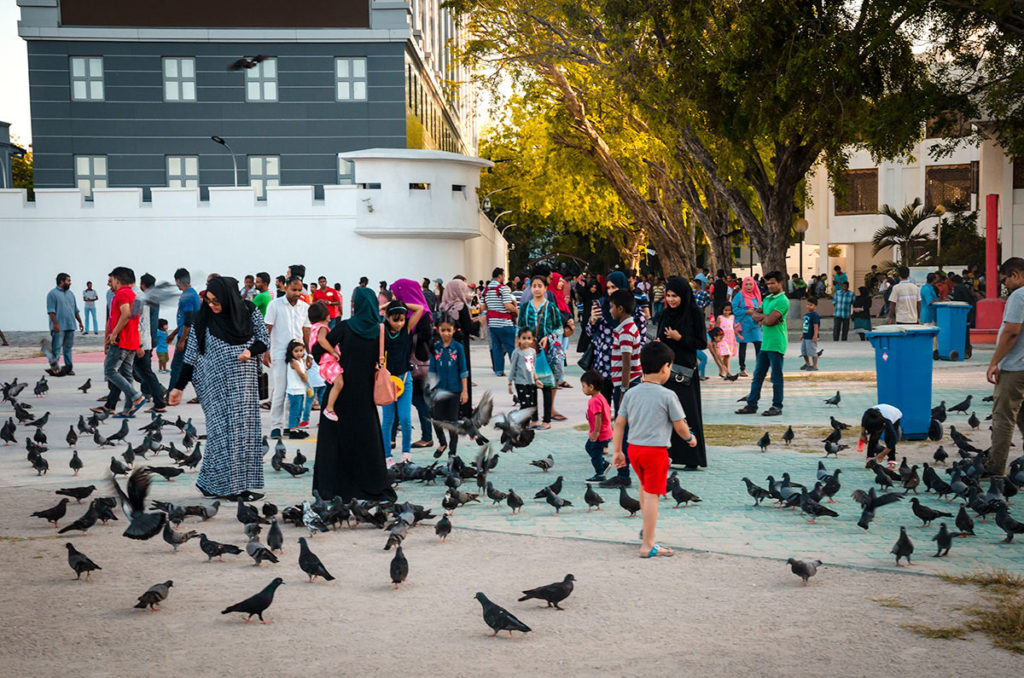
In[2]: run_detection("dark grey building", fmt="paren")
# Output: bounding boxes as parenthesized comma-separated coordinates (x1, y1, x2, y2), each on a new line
(18, 0, 478, 198)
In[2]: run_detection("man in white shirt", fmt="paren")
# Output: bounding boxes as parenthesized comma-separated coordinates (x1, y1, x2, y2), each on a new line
(264, 276, 311, 439)
(888, 266, 920, 324)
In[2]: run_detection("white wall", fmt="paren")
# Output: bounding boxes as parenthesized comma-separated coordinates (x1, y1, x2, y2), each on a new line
(0, 150, 505, 330)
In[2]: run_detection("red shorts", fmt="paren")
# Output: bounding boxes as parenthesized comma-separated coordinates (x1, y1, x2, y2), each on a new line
(629, 445, 670, 495)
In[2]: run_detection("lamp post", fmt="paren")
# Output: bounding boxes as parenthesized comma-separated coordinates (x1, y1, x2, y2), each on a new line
(793, 217, 809, 280)
(933, 204, 947, 263)
(210, 136, 238, 187)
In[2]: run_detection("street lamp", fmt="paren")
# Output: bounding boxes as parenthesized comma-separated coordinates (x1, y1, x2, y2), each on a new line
(493, 210, 513, 226)
(499, 222, 518, 238)
(933, 204, 947, 262)
(793, 217, 809, 279)
(210, 135, 238, 187)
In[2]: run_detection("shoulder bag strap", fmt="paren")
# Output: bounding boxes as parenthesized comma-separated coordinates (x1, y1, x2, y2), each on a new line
(378, 323, 385, 366)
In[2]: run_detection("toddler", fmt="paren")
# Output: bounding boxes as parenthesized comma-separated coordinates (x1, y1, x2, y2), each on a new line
(308, 301, 345, 421)
(508, 327, 541, 426)
(285, 340, 314, 432)
(155, 319, 169, 373)
(716, 303, 740, 377)
(582, 370, 612, 482)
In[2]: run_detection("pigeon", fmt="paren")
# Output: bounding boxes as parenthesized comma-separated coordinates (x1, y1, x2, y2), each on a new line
(31, 497, 69, 527)
(824, 391, 841, 407)
(910, 498, 953, 527)
(822, 428, 841, 445)
(928, 418, 943, 441)
(994, 506, 1024, 543)
(493, 407, 537, 452)
(198, 533, 242, 562)
(786, 558, 822, 585)
(149, 466, 184, 481)
(296, 537, 334, 582)
(1, 418, 16, 445)
(390, 546, 409, 588)
(543, 487, 572, 515)
(33, 427, 47, 445)
(261, 502, 278, 519)
(903, 466, 920, 494)
(779, 426, 795, 446)
(107, 420, 130, 444)
(485, 482, 508, 507)
(955, 504, 975, 536)
(227, 54, 267, 71)
(30, 452, 49, 475)
(236, 500, 267, 526)
(175, 445, 202, 471)
(821, 469, 843, 502)
(742, 477, 771, 505)
(221, 577, 284, 624)
(891, 526, 914, 565)
(62, 424, 78, 447)
(58, 504, 99, 535)
(932, 524, 955, 557)
(933, 446, 948, 465)
(435, 513, 452, 542)
(65, 542, 101, 580)
(292, 450, 307, 467)
(584, 484, 605, 511)
(56, 485, 96, 503)
(279, 461, 309, 478)
(475, 592, 531, 637)
(830, 416, 850, 431)
(67, 451, 84, 477)
(534, 476, 564, 500)
(968, 412, 980, 430)
(34, 377, 49, 397)
(25, 411, 49, 428)
(671, 485, 701, 508)
(94, 430, 115, 448)
(618, 487, 641, 517)
(948, 394, 972, 415)
(852, 487, 903, 530)
(246, 535, 279, 566)
(14, 402, 35, 424)
(302, 501, 329, 537)
(518, 574, 575, 609)
(529, 454, 554, 472)
(111, 467, 167, 540)
(162, 521, 198, 552)
(432, 391, 494, 444)
(78, 378, 91, 394)
(932, 401, 947, 422)
(799, 489, 839, 523)
(507, 489, 524, 514)
(134, 580, 173, 610)
(756, 431, 770, 453)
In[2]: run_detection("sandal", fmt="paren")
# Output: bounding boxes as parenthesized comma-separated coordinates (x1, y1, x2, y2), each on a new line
(550, 413, 567, 422)
(433, 445, 447, 459)
(323, 410, 338, 422)
(641, 543, 674, 558)
(411, 440, 433, 449)
(90, 406, 112, 414)
(557, 381, 573, 389)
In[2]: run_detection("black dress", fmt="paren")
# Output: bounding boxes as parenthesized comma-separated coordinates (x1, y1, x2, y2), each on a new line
(453, 306, 474, 417)
(657, 287, 709, 468)
(312, 321, 397, 503)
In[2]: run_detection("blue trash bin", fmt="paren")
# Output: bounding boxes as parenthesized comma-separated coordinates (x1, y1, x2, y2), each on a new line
(934, 301, 971, 361)
(866, 325, 940, 440)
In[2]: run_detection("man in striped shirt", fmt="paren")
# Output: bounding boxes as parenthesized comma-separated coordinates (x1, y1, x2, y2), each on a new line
(484, 267, 518, 376)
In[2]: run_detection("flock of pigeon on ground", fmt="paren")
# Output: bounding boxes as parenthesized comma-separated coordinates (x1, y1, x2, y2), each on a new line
(4, 371, 1024, 633)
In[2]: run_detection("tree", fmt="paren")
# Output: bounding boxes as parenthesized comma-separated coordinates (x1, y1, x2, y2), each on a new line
(11, 138, 32, 200)
(922, 209, 987, 270)
(873, 198, 938, 266)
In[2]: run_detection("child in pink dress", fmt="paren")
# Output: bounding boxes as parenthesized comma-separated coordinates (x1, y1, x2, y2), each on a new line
(308, 303, 345, 421)
(716, 304, 742, 378)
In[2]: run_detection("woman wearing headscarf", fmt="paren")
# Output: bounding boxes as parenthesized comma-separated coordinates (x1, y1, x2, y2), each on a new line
(390, 278, 435, 449)
(439, 278, 475, 416)
(585, 271, 648, 405)
(167, 276, 270, 498)
(311, 286, 397, 502)
(658, 277, 709, 469)
(576, 277, 601, 353)
(731, 276, 763, 377)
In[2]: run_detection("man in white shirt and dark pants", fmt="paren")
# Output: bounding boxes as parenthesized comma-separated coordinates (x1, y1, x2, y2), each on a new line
(888, 266, 920, 324)
(264, 276, 311, 439)
(986, 257, 1024, 477)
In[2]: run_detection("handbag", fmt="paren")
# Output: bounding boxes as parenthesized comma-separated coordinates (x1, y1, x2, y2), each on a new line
(576, 342, 595, 371)
(532, 301, 557, 388)
(670, 364, 695, 386)
(373, 324, 398, 406)
(257, 369, 269, 401)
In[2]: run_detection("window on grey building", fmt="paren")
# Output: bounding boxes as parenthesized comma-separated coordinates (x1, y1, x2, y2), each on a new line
(163, 58, 197, 102)
(248, 156, 280, 199)
(833, 168, 878, 216)
(167, 156, 199, 188)
(245, 58, 278, 102)
(70, 57, 104, 101)
(925, 164, 972, 212)
(75, 155, 107, 199)
(338, 157, 355, 185)
(336, 58, 368, 101)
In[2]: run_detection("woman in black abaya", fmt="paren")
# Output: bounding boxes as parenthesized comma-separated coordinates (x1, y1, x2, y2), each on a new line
(311, 286, 397, 502)
(657, 276, 709, 469)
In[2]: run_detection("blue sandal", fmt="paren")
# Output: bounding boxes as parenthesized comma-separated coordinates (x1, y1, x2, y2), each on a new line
(641, 544, 674, 558)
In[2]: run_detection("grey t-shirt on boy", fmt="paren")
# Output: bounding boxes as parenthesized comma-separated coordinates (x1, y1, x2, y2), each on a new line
(617, 382, 686, 447)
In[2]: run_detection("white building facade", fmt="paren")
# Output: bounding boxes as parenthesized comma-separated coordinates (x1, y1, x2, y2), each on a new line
(0, 149, 506, 330)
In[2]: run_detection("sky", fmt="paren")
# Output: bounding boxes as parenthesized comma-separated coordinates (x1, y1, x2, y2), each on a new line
(0, 2, 31, 145)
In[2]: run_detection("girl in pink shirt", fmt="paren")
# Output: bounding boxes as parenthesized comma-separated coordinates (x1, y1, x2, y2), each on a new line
(308, 302, 344, 421)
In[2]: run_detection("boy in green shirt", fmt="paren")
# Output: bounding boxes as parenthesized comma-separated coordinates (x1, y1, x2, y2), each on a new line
(736, 271, 790, 416)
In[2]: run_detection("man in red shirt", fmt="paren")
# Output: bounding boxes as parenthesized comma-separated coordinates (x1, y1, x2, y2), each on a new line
(312, 276, 342, 328)
(95, 266, 145, 417)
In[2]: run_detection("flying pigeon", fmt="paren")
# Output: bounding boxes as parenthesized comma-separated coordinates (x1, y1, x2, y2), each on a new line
(227, 54, 267, 71)
(111, 467, 167, 540)
(493, 407, 537, 452)
(432, 391, 494, 444)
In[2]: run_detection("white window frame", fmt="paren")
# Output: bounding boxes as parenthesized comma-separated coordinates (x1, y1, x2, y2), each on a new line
(248, 155, 280, 199)
(245, 58, 278, 102)
(74, 155, 107, 199)
(167, 156, 199, 188)
(70, 57, 104, 101)
(337, 157, 355, 185)
(163, 57, 197, 102)
(335, 57, 368, 101)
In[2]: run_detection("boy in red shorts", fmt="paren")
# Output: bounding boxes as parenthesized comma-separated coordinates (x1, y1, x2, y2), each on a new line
(612, 342, 696, 558)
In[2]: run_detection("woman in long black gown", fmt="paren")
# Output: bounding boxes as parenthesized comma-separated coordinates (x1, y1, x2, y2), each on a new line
(312, 286, 397, 502)
(657, 276, 709, 469)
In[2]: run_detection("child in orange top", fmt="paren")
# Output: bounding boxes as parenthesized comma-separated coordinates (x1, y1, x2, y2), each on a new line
(308, 302, 345, 421)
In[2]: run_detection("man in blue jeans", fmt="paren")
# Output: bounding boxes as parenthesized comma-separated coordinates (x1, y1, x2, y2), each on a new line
(167, 267, 201, 394)
(735, 271, 790, 417)
(95, 267, 145, 417)
(46, 272, 84, 376)
(483, 267, 518, 376)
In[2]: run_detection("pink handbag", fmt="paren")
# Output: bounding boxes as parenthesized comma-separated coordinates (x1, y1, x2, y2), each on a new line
(373, 324, 397, 406)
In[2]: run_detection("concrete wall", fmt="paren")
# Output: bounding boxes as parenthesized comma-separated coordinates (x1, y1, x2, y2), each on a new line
(0, 150, 505, 330)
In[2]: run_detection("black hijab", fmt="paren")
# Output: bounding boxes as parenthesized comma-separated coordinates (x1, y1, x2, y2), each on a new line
(657, 276, 707, 362)
(193, 275, 255, 353)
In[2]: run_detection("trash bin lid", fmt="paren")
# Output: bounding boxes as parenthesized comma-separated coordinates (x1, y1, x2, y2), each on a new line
(865, 324, 939, 338)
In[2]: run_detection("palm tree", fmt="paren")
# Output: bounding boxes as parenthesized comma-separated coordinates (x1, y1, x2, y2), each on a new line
(873, 198, 939, 265)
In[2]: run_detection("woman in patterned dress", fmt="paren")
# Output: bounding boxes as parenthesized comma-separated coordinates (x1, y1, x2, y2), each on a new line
(168, 276, 269, 498)
(584, 271, 647, 404)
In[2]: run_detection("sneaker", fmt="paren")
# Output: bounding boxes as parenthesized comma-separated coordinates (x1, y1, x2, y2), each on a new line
(323, 410, 338, 422)
(401, 452, 412, 463)
(299, 421, 309, 428)
(800, 364, 809, 370)
(269, 428, 281, 438)
(586, 474, 606, 482)
(385, 456, 396, 469)
(807, 366, 818, 371)
(287, 429, 309, 439)
(739, 370, 749, 377)
(735, 405, 757, 414)
(599, 476, 631, 489)
(762, 407, 783, 416)
(602, 460, 611, 475)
